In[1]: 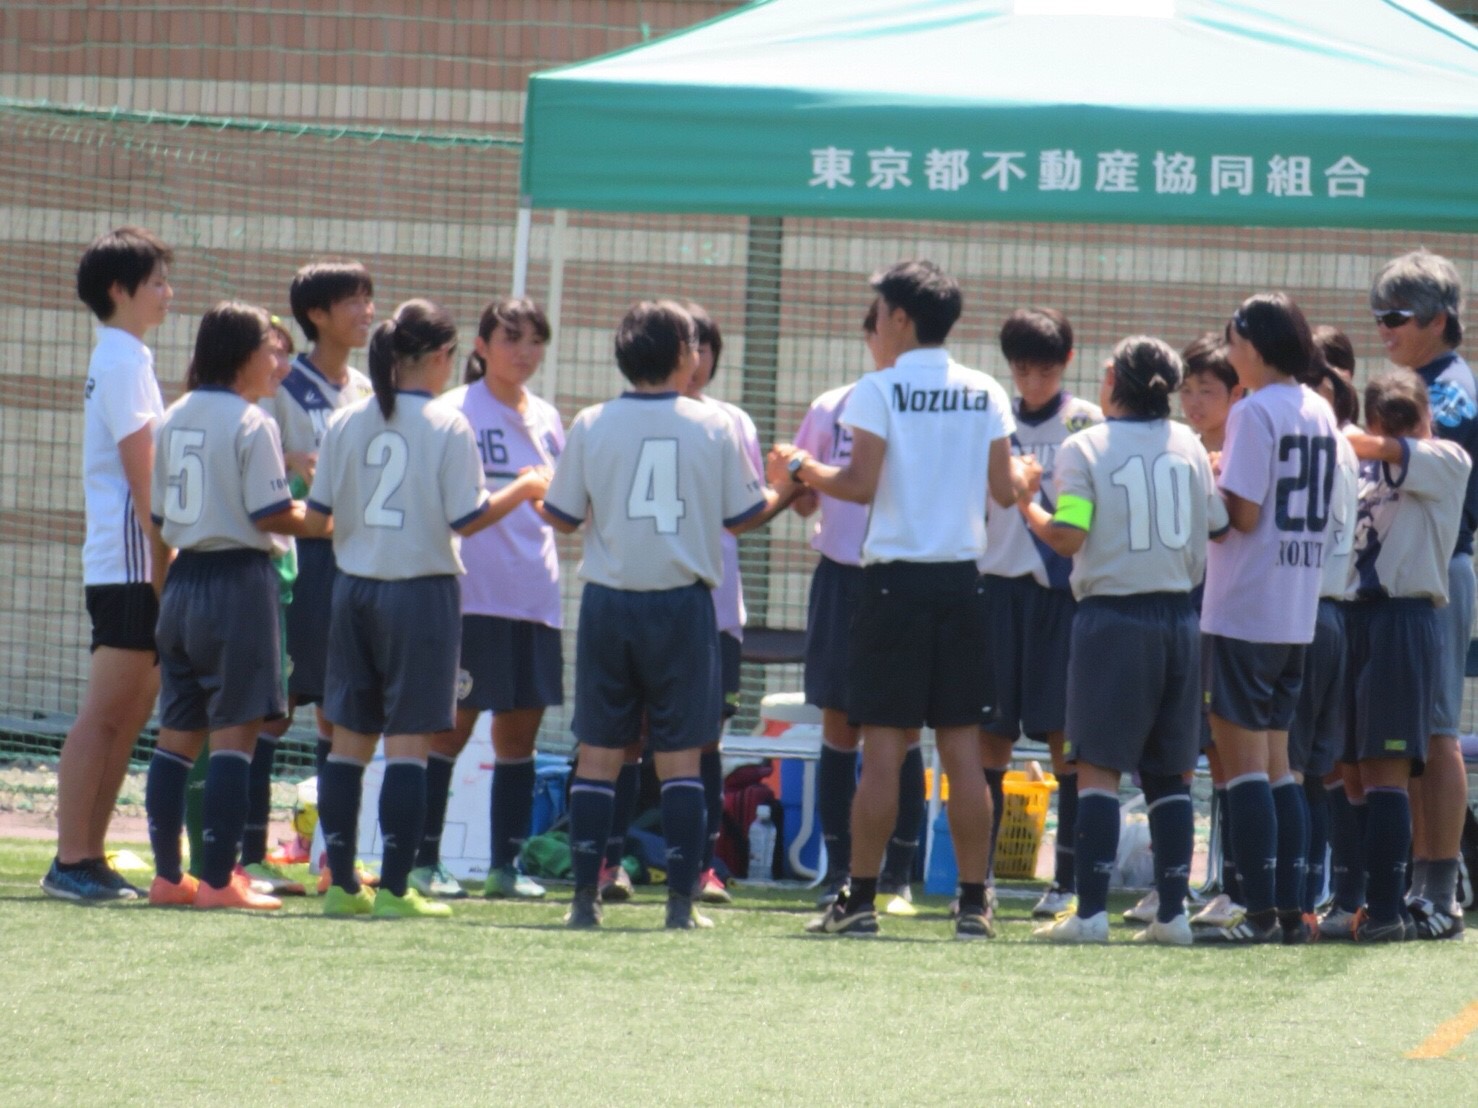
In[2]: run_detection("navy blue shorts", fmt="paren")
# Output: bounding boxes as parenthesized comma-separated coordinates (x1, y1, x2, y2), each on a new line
(284, 536, 337, 704)
(719, 631, 741, 720)
(1288, 599, 1347, 778)
(981, 573, 1075, 740)
(573, 582, 720, 753)
(157, 549, 283, 732)
(848, 561, 987, 730)
(1343, 598, 1438, 771)
(86, 582, 159, 655)
(1206, 634, 1305, 733)
(1064, 593, 1201, 777)
(456, 615, 564, 712)
(803, 556, 861, 714)
(325, 573, 461, 736)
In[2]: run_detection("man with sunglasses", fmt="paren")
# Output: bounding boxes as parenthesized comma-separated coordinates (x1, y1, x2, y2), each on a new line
(1369, 250, 1472, 940)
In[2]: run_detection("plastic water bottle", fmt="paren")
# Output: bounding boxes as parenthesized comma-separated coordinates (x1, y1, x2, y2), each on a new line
(748, 805, 777, 881)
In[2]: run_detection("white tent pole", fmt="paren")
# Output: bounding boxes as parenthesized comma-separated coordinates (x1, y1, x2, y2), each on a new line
(541, 209, 569, 404)
(511, 205, 532, 297)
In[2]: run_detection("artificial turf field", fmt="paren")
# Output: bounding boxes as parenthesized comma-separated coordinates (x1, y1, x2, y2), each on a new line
(0, 837, 1472, 1105)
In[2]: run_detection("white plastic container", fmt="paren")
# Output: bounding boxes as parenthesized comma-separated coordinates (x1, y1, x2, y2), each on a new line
(748, 804, 778, 880)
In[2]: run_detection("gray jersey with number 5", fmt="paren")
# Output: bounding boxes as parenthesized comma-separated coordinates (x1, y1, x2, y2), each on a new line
(150, 386, 292, 554)
(1054, 418, 1229, 600)
(544, 392, 764, 591)
(307, 392, 488, 580)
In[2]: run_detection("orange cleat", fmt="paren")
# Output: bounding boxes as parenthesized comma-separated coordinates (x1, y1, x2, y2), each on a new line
(148, 873, 199, 907)
(195, 871, 282, 911)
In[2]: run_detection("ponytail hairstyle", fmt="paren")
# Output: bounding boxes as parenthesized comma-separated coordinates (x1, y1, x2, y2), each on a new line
(366, 298, 457, 420)
(186, 301, 272, 391)
(463, 297, 551, 383)
(1226, 292, 1314, 379)
(1108, 335, 1183, 420)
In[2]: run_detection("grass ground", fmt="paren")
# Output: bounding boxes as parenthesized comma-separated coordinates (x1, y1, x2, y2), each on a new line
(0, 837, 1473, 1106)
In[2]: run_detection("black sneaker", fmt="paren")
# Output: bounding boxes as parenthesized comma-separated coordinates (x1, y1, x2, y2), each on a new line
(1278, 910, 1310, 946)
(665, 894, 714, 930)
(1408, 897, 1465, 941)
(955, 905, 996, 941)
(1353, 908, 1409, 943)
(805, 898, 879, 936)
(40, 859, 136, 902)
(564, 887, 602, 930)
(89, 859, 143, 899)
(815, 872, 850, 909)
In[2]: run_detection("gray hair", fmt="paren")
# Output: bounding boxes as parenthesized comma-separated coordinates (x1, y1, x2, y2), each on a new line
(1369, 250, 1464, 347)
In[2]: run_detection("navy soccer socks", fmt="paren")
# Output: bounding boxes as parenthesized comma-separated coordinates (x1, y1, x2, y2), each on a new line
(881, 745, 924, 888)
(817, 744, 858, 880)
(605, 761, 640, 870)
(1143, 775, 1193, 923)
(1301, 776, 1329, 914)
(570, 777, 616, 890)
(199, 750, 251, 890)
(317, 755, 367, 893)
(416, 751, 457, 869)
(1074, 789, 1120, 918)
(491, 756, 536, 870)
(240, 734, 277, 867)
(1363, 786, 1411, 923)
(145, 749, 193, 884)
(984, 767, 1006, 884)
(660, 777, 706, 899)
(1055, 771, 1079, 893)
(1271, 775, 1308, 921)
(700, 749, 724, 873)
(378, 759, 427, 897)
(1227, 772, 1277, 919)
(1327, 784, 1365, 913)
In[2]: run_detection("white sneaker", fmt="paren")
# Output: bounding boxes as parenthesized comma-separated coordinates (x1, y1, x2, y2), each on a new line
(1133, 913, 1194, 946)
(1031, 885, 1077, 919)
(1316, 905, 1359, 941)
(1033, 910, 1109, 943)
(1189, 893, 1243, 928)
(1123, 889, 1159, 924)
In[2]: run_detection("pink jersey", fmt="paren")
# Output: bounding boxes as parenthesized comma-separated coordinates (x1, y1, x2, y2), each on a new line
(793, 383, 869, 567)
(707, 397, 764, 638)
(444, 382, 565, 627)
(1201, 382, 1341, 644)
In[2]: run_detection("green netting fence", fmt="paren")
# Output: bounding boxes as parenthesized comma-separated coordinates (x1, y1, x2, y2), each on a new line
(1, 1, 1476, 780)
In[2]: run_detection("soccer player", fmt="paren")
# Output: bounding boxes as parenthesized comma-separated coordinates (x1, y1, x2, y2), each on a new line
(977, 308, 1103, 921)
(792, 303, 926, 913)
(775, 260, 1020, 939)
(1369, 251, 1475, 940)
(1340, 370, 1470, 941)
(264, 261, 375, 786)
(307, 299, 547, 920)
(413, 297, 563, 901)
(542, 299, 765, 931)
(1197, 293, 1341, 945)
(44, 227, 173, 902)
(1023, 337, 1227, 945)
(143, 301, 316, 910)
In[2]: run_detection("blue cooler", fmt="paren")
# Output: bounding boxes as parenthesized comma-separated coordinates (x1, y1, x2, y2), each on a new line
(530, 753, 571, 836)
(924, 805, 957, 895)
(779, 756, 824, 879)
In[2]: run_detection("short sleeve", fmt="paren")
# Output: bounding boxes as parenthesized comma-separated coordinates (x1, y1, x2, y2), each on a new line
(1202, 448, 1231, 536)
(1051, 436, 1094, 532)
(733, 407, 765, 482)
(97, 358, 162, 445)
(306, 419, 337, 515)
(1401, 439, 1473, 502)
(840, 375, 888, 441)
(1218, 402, 1274, 505)
(793, 398, 828, 457)
(986, 378, 1016, 442)
(242, 415, 293, 520)
(721, 420, 766, 528)
(544, 414, 589, 526)
(441, 414, 490, 529)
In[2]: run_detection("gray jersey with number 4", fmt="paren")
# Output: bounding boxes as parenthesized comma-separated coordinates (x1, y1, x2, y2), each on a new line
(150, 386, 292, 553)
(308, 392, 489, 580)
(544, 392, 765, 591)
(1054, 418, 1229, 600)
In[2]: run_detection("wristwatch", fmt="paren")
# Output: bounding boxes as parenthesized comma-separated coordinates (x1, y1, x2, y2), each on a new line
(786, 454, 806, 484)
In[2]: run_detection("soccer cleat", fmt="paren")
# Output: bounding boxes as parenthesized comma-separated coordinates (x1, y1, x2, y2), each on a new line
(1315, 905, 1359, 941)
(195, 872, 282, 911)
(93, 858, 145, 899)
(483, 865, 546, 900)
(315, 854, 379, 896)
(954, 905, 996, 941)
(372, 887, 452, 919)
(806, 899, 880, 936)
(322, 885, 375, 917)
(1407, 896, 1466, 941)
(695, 868, 732, 905)
(598, 863, 633, 903)
(1133, 914, 1194, 946)
(1123, 889, 1160, 925)
(1353, 909, 1409, 943)
(1192, 910, 1279, 944)
(41, 860, 136, 903)
(148, 873, 199, 907)
(242, 861, 306, 897)
(1278, 912, 1311, 946)
(1189, 893, 1244, 929)
(1032, 910, 1109, 944)
(408, 863, 467, 900)
(879, 881, 918, 917)
(665, 894, 715, 930)
(1031, 884, 1076, 919)
(815, 873, 850, 909)
(565, 887, 603, 929)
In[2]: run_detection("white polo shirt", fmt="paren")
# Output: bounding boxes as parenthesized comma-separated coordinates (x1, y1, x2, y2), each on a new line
(82, 326, 165, 585)
(841, 347, 1014, 565)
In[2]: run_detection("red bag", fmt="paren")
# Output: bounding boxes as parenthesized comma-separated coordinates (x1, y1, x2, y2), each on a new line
(717, 763, 778, 878)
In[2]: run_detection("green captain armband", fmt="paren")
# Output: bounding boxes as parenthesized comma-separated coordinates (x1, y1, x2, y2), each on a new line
(1053, 493, 1094, 531)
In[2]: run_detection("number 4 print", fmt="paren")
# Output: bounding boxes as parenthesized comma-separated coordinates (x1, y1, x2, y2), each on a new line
(628, 439, 686, 534)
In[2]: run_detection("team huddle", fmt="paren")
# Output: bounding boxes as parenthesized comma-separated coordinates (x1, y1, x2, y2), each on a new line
(46, 227, 1474, 944)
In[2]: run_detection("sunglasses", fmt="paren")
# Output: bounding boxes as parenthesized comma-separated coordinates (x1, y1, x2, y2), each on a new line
(1372, 309, 1417, 328)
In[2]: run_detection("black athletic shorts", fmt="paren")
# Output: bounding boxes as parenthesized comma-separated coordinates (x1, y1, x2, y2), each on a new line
(85, 582, 158, 655)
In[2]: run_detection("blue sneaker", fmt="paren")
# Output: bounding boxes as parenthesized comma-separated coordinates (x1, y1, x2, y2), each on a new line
(40, 859, 138, 902)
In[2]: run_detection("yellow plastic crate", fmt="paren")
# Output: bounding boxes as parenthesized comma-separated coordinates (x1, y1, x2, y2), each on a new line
(996, 770, 1059, 879)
